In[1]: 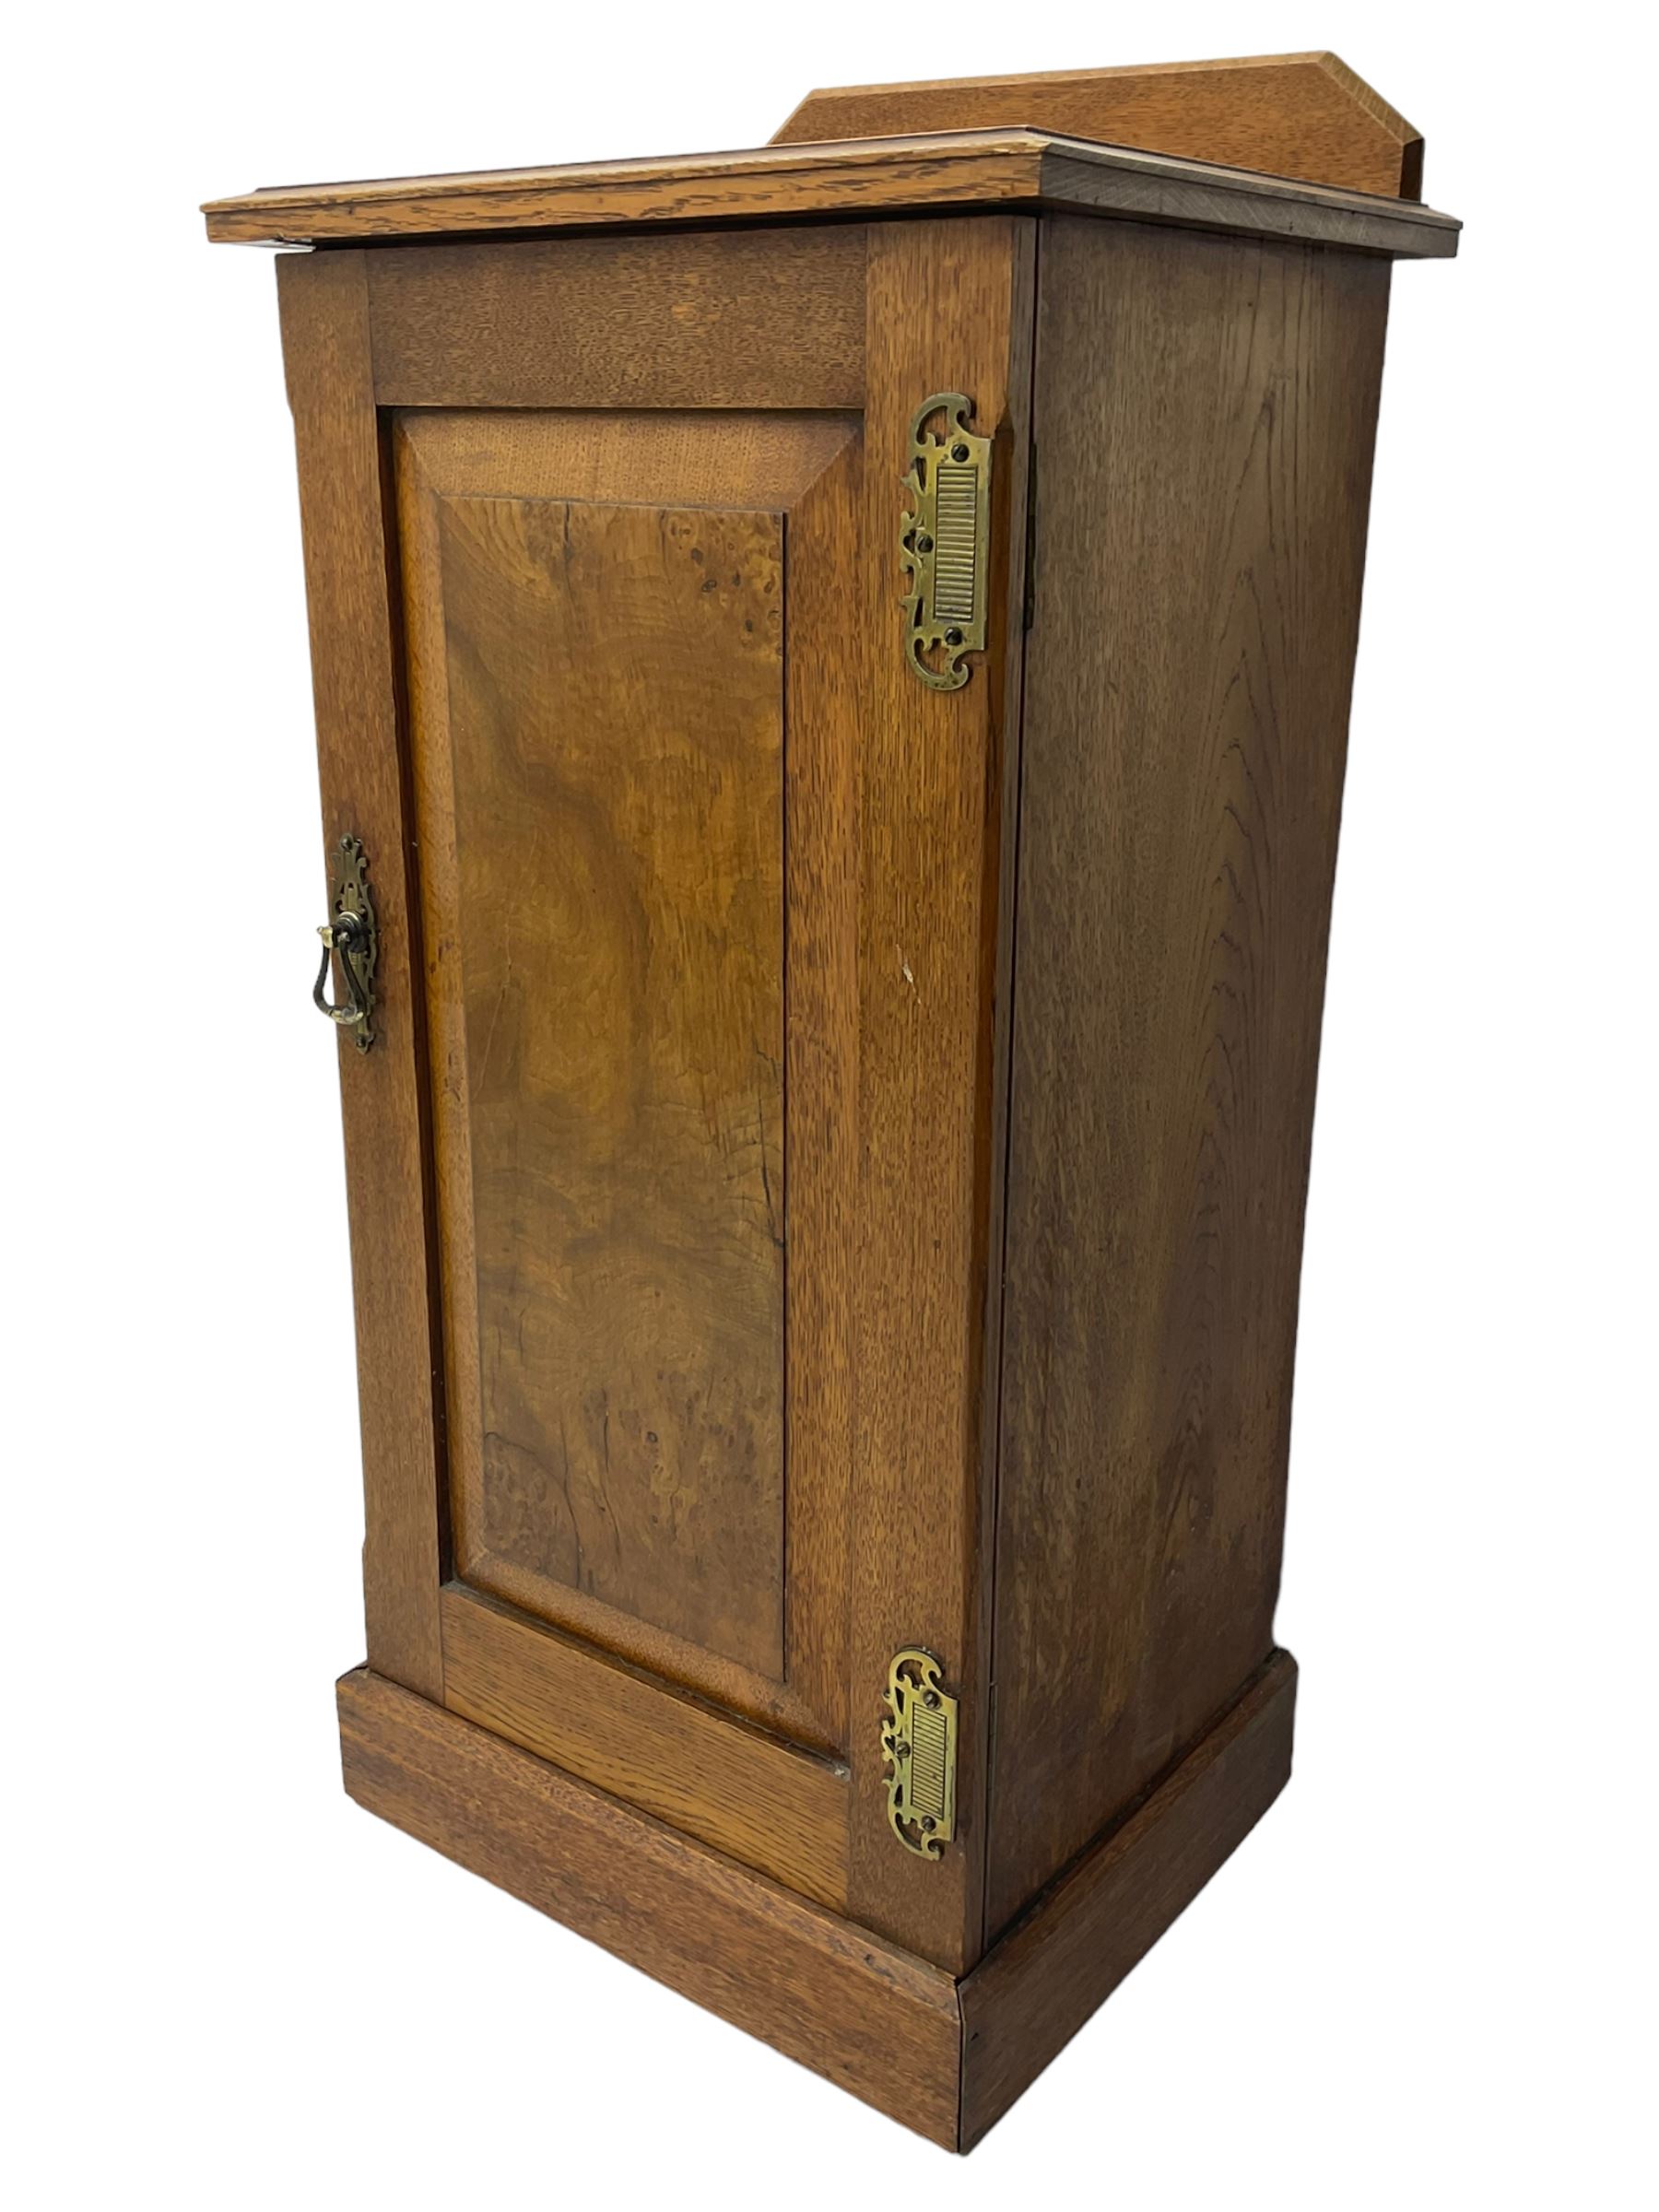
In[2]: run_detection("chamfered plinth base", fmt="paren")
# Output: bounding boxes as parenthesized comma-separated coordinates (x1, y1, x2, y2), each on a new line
(336, 1650, 1296, 2150)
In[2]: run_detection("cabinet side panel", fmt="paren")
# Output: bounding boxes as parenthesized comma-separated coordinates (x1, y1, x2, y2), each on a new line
(987, 217, 1389, 1933)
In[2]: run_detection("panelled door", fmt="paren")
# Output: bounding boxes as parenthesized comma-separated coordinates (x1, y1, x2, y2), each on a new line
(279, 218, 1035, 1972)
(401, 408, 858, 1910)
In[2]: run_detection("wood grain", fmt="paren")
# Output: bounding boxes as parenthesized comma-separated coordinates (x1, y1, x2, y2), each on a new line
(397, 409, 859, 1751)
(366, 230, 865, 409)
(438, 1585, 848, 1908)
(337, 1667, 959, 2146)
(844, 217, 1034, 1977)
(276, 252, 444, 1700)
(395, 406, 860, 511)
(986, 215, 1390, 1936)
(959, 1652, 1297, 2147)
(781, 429, 865, 1761)
(1037, 147, 1452, 259)
(432, 488, 787, 1676)
(203, 132, 1458, 258)
(772, 52, 1424, 199)
(232, 97, 1452, 2148)
(335, 1652, 1292, 2150)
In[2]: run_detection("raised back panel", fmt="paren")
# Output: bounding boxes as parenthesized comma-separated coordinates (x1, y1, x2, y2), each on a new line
(771, 52, 1424, 198)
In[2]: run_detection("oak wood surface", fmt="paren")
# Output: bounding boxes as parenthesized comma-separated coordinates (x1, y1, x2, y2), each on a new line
(397, 408, 860, 1755)
(1035, 148, 1452, 258)
(844, 216, 1034, 1977)
(337, 1667, 960, 2146)
(366, 229, 865, 409)
(276, 252, 445, 1700)
(392, 253, 1041, 1976)
(396, 407, 860, 512)
(336, 1650, 1293, 2149)
(772, 53, 1424, 199)
(781, 429, 865, 1765)
(230, 76, 1452, 2147)
(438, 1585, 848, 1908)
(203, 132, 1458, 258)
(959, 1652, 1297, 2147)
(985, 215, 1390, 1936)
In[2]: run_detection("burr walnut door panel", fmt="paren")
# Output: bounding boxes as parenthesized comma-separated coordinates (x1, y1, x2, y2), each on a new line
(395, 411, 861, 1905)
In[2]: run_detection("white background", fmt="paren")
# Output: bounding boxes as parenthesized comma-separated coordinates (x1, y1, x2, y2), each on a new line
(6, 5, 1653, 2206)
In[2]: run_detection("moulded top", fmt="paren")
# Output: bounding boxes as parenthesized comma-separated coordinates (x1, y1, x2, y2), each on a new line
(202, 124, 1459, 260)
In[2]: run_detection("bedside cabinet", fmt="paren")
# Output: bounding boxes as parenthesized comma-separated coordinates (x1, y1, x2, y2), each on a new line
(204, 52, 1457, 2148)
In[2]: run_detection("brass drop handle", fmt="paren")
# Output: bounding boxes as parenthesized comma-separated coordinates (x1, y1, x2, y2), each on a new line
(313, 914, 371, 1027)
(312, 834, 378, 1053)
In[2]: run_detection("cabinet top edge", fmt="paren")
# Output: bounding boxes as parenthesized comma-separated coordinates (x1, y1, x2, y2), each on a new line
(202, 128, 1460, 260)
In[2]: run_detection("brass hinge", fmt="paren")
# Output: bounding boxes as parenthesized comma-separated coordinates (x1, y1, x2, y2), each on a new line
(900, 394, 993, 691)
(882, 1648, 959, 1859)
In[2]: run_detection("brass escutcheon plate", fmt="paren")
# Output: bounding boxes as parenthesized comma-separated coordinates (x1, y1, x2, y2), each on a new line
(318, 833, 377, 1053)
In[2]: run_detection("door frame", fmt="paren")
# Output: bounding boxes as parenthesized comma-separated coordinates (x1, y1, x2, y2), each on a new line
(276, 214, 1035, 1971)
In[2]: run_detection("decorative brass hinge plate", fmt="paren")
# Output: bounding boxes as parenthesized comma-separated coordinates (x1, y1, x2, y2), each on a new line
(882, 1648, 959, 1858)
(900, 393, 993, 691)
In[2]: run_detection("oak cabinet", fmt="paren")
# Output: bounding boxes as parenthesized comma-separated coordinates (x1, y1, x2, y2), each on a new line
(205, 53, 1457, 2149)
